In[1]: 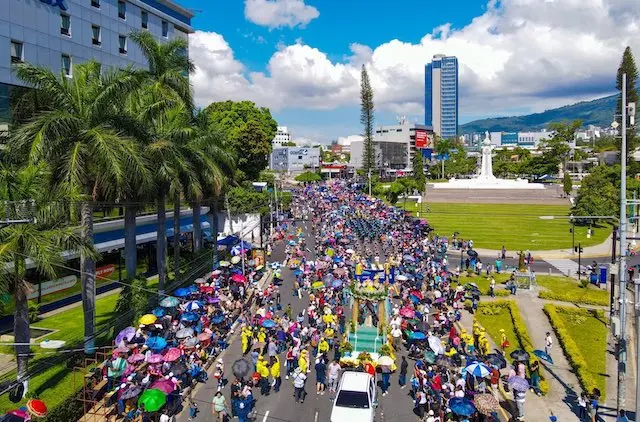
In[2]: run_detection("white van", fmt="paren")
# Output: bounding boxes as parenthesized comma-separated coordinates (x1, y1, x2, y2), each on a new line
(330, 371, 377, 422)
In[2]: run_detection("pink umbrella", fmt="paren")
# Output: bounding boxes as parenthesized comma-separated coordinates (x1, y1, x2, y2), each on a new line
(147, 353, 164, 364)
(197, 332, 212, 341)
(150, 379, 176, 394)
(231, 274, 247, 283)
(128, 353, 145, 364)
(400, 307, 416, 318)
(113, 346, 129, 356)
(163, 348, 182, 362)
(9, 409, 29, 418)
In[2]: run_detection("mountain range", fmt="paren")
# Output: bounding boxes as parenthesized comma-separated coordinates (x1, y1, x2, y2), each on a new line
(460, 94, 618, 133)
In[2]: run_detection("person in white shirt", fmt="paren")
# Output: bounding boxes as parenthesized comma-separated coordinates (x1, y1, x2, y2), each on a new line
(327, 360, 341, 393)
(545, 332, 553, 355)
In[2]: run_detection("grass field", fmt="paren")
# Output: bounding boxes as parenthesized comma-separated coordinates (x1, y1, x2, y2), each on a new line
(548, 306, 608, 397)
(401, 202, 610, 251)
(476, 303, 518, 355)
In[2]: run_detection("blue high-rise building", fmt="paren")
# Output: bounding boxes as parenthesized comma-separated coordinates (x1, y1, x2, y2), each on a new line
(425, 54, 458, 140)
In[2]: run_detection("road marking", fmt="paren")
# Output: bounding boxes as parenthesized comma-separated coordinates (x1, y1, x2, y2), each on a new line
(314, 410, 318, 422)
(262, 410, 270, 422)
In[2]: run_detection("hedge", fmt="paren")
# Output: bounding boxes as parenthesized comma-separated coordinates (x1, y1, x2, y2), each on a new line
(543, 304, 605, 399)
(478, 300, 549, 395)
(538, 290, 608, 306)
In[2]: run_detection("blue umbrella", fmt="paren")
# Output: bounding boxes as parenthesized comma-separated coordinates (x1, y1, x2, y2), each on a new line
(261, 319, 276, 328)
(464, 362, 491, 378)
(187, 285, 198, 293)
(211, 315, 225, 324)
(160, 296, 180, 307)
(331, 279, 343, 288)
(184, 301, 204, 312)
(448, 397, 476, 416)
(288, 240, 297, 246)
(145, 336, 167, 351)
(152, 307, 166, 318)
(333, 256, 343, 262)
(181, 312, 199, 322)
(411, 331, 426, 340)
(293, 268, 303, 276)
(174, 288, 191, 297)
(533, 349, 554, 364)
(409, 294, 420, 304)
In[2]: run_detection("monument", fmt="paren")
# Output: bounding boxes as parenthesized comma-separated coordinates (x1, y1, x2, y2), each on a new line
(433, 132, 544, 190)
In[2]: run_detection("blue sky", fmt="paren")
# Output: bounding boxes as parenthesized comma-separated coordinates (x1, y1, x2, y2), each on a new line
(185, 0, 638, 143)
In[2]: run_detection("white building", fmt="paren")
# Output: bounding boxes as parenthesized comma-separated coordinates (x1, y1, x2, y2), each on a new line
(350, 120, 434, 170)
(270, 147, 320, 173)
(272, 126, 292, 148)
(486, 131, 552, 149)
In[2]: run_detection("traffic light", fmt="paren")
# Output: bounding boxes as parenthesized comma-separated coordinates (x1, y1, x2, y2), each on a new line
(574, 245, 584, 253)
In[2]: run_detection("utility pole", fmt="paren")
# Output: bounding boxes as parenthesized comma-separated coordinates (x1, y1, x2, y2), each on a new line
(576, 243, 583, 281)
(617, 72, 627, 412)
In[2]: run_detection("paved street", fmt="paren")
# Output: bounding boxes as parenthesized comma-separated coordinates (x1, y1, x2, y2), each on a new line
(177, 218, 444, 422)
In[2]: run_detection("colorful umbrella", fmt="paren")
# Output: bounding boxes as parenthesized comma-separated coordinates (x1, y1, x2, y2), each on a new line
(231, 274, 247, 283)
(120, 386, 142, 400)
(127, 353, 145, 364)
(377, 356, 394, 366)
(423, 350, 437, 364)
(533, 349, 554, 364)
(508, 376, 530, 392)
(464, 362, 491, 378)
(113, 346, 129, 355)
(180, 312, 199, 322)
(261, 319, 276, 328)
(160, 297, 180, 307)
(449, 397, 476, 416)
(311, 281, 325, 290)
(197, 332, 212, 341)
(176, 327, 194, 339)
(150, 379, 176, 394)
(473, 393, 500, 415)
(26, 399, 47, 417)
(139, 314, 157, 325)
(184, 301, 204, 312)
(200, 286, 215, 294)
(173, 288, 191, 297)
(138, 388, 167, 412)
(194, 277, 206, 284)
(219, 260, 231, 267)
(211, 315, 225, 324)
(428, 336, 445, 355)
(115, 327, 136, 345)
(204, 295, 219, 303)
(145, 336, 167, 350)
(411, 331, 426, 340)
(163, 348, 182, 362)
(147, 353, 164, 364)
(231, 256, 241, 264)
(399, 307, 415, 318)
(182, 337, 199, 348)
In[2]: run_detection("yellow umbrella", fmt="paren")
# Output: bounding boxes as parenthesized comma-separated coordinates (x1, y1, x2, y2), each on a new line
(312, 281, 325, 290)
(139, 314, 157, 325)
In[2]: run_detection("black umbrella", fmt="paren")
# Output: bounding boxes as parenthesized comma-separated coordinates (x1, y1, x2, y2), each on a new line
(486, 353, 507, 369)
(510, 349, 530, 362)
(170, 361, 188, 376)
(467, 250, 479, 258)
(0, 415, 26, 422)
(232, 358, 252, 379)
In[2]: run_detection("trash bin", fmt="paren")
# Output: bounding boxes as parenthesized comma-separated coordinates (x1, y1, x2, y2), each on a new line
(599, 265, 608, 287)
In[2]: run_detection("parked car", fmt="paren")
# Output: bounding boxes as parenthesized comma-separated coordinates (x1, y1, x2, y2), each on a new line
(330, 371, 377, 422)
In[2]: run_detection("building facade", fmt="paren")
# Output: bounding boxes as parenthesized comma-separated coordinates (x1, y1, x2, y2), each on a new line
(487, 130, 552, 149)
(1, 0, 193, 126)
(425, 54, 458, 140)
(350, 120, 434, 170)
(270, 146, 320, 173)
(272, 126, 292, 148)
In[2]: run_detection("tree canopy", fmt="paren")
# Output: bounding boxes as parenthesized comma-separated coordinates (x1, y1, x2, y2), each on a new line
(295, 171, 322, 183)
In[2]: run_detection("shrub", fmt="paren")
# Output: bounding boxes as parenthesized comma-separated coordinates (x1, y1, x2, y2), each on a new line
(538, 290, 608, 306)
(378, 344, 392, 357)
(28, 301, 40, 323)
(544, 304, 602, 398)
(339, 341, 353, 354)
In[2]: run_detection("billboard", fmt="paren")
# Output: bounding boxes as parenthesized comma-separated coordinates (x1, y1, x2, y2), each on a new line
(415, 130, 428, 148)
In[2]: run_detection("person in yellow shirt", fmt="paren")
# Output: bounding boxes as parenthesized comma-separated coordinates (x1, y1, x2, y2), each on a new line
(299, 349, 309, 373)
(270, 355, 282, 392)
(355, 261, 363, 282)
(257, 328, 266, 344)
(318, 338, 330, 355)
(241, 326, 251, 355)
(257, 355, 270, 395)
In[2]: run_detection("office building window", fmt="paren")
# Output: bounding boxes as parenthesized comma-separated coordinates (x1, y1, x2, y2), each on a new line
(141, 11, 148, 29)
(161, 20, 168, 37)
(60, 13, 71, 36)
(91, 25, 101, 46)
(119, 35, 127, 54)
(118, 1, 126, 19)
(10, 40, 23, 63)
(61, 54, 72, 77)
(91, 0, 100, 8)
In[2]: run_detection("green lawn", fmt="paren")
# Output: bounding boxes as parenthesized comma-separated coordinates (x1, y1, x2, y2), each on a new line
(536, 275, 609, 306)
(476, 302, 518, 355)
(402, 202, 610, 250)
(0, 277, 159, 413)
(551, 306, 608, 396)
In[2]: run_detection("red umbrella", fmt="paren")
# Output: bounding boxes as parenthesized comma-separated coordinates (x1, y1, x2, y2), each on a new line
(199, 286, 215, 294)
(409, 290, 423, 300)
(400, 307, 416, 318)
(163, 347, 182, 362)
(231, 274, 246, 283)
(150, 379, 176, 394)
(197, 332, 212, 341)
(27, 399, 48, 417)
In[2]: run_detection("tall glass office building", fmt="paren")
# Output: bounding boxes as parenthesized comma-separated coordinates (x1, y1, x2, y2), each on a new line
(1, 0, 194, 130)
(425, 54, 458, 140)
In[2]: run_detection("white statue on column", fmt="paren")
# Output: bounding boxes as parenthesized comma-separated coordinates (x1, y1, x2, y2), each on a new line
(480, 131, 495, 180)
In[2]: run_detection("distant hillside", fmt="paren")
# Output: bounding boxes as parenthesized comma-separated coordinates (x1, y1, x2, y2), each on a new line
(460, 94, 617, 133)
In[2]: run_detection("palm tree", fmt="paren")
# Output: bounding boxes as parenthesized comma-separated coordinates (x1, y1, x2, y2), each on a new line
(10, 61, 147, 353)
(0, 164, 97, 383)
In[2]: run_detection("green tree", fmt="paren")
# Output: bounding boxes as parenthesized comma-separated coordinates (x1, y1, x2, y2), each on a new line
(543, 120, 581, 174)
(236, 120, 271, 181)
(295, 171, 322, 183)
(0, 164, 97, 383)
(10, 61, 147, 353)
(412, 151, 425, 193)
(226, 187, 269, 215)
(572, 166, 619, 219)
(562, 173, 573, 197)
(360, 65, 375, 172)
(616, 47, 639, 163)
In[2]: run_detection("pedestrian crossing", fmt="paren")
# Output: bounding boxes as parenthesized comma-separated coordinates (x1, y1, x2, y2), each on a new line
(544, 258, 579, 276)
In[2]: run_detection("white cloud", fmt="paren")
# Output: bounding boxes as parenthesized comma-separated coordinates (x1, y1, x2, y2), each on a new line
(244, 0, 319, 29)
(191, 0, 640, 121)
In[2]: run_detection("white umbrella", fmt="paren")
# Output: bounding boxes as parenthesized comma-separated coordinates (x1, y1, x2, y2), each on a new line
(396, 275, 408, 282)
(377, 356, 394, 366)
(428, 335, 445, 355)
(194, 278, 206, 284)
